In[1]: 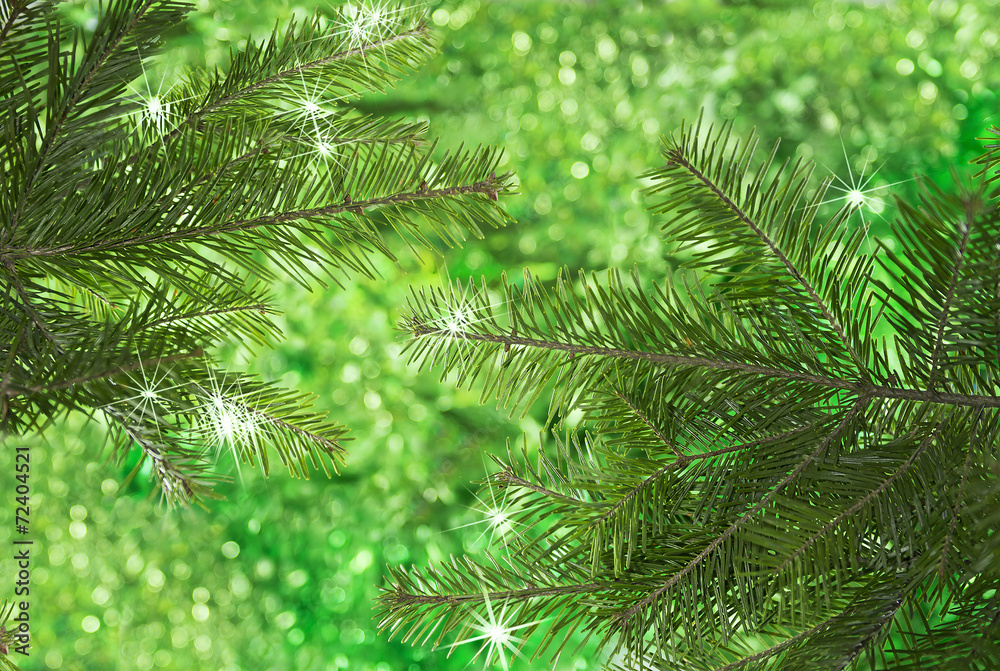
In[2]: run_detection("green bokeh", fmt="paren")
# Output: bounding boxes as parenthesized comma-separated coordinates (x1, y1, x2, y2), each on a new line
(3, 0, 998, 669)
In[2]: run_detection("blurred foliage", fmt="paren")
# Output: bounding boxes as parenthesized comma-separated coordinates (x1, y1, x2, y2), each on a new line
(4, 0, 999, 669)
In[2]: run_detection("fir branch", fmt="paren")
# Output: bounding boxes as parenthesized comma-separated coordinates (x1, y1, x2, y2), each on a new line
(774, 422, 941, 575)
(389, 580, 607, 609)
(925, 198, 974, 392)
(937, 407, 980, 583)
(188, 380, 346, 472)
(4, 175, 506, 260)
(141, 302, 272, 332)
(709, 619, 833, 671)
(2, 348, 203, 397)
(612, 399, 866, 632)
(1, 259, 61, 350)
(408, 324, 1000, 409)
(163, 23, 431, 141)
(4, 0, 177, 245)
(103, 403, 219, 507)
(664, 139, 867, 378)
(493, 468, 589, 507)
(610, 387, 682, 457)
(584, 422, 821, 546)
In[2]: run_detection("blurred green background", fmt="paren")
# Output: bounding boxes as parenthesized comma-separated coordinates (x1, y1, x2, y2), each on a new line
(2, 0, 998, 669)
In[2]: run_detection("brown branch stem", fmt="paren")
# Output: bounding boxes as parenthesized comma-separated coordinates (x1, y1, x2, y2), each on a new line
(2, 179, 498, 261)
(3, 348, 203, 397)
(412, 327, 1000, 409)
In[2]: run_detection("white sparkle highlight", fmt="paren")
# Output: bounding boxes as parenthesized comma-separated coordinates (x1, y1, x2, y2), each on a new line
(437, 572, 549, 671)
(336, 1, 409, 53)
(123, 51, 191, 135)
(427, 281, 503, 339)
(445, 474, 522, 553)
(816, 137, 914, 235)
(188, 367, 272, 485)
(106, 350, 188, 443)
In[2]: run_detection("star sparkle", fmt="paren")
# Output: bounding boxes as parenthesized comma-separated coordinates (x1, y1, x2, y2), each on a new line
(446, 473, 522, 553)
(816, 138, 913, 237)
(188, 366, 272, 486)
(437, 574, 549, 671)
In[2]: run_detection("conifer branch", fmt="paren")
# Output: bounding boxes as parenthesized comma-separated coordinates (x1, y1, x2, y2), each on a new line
(410, 325, 1000, 408)
(613, 400, 866, 630)
(3, 179, 505, 261)
(585, 423, 821, 544)
(925, 203, 974, 392)
(162, 23, 431, 143)
(188, 380, 346, 469)
(774, 423, 941, 575)
(676, 422, 819, 464)
(710, 619, 832, 671)
(493, 469, 588, 506)
(388, 118, 1000, 669)
(142, 303, 272, 331)
(4, 0, 163, 245)
(664, 149, 867, 378)
(412, 324, 856, 389)
(3, 348, 203, 397)
(1, 260, 61, 350)
(390, 580, 607, 608)
(937, 408, 980, 583)
(610, 388, 681, 457)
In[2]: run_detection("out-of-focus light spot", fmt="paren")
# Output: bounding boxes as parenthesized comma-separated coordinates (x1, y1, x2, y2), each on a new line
(512, 31, 531, 55)
(82, 615, 101, 633)
(256, 558, 275, 579)
(919, 81, 938, 103)
(597, 35, 618, 63)
(896, 58, 914, 76)
(146, 568, 165, 591)
(960, 59, 979, 79)
(631, 54, 649, 77)
(571, 162, 589, 179)
(92, 586, 111, 606)
(537, 90, 555, 112)
(192, 604, 210, 622)
(341, 363, 360, 383)
(919, 55, 943, 76)
(221, 541, 240, 558)
(349, 335, 368, 355)
(70, 521, 87, 539)
(534, 194, 552, 215)
(350, 549, 373, 573)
